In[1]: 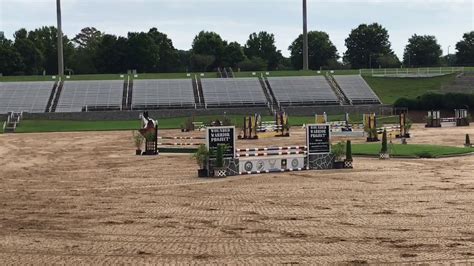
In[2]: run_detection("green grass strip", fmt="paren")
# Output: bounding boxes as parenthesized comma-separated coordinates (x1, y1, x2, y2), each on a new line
(351, 143, 473, 158)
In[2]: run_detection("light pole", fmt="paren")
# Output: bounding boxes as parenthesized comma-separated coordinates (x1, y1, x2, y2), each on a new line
(57, 0, 64, 76)
(447, 45, 451, 66)
(302, 0, 309, 71)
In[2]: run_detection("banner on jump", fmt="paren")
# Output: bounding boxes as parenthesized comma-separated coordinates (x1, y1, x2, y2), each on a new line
(306, 124, 331, 154)
(206, 126, 236, 158)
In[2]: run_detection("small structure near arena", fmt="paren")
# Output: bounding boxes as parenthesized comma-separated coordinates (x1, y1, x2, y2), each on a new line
(364, 113, 379, 142)
(426, 109, 470, 128)
(238, 112, 290, 139)
(455, 109, 470, 127)
(426, 110, 441, 128)
(200, 124, 351, 177)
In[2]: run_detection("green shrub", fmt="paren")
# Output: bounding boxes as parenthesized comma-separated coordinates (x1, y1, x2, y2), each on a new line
(394, 92, 474, 110)
(332, 142, 346, 162)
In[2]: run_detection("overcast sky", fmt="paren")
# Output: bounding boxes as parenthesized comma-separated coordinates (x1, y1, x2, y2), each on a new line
(1, 0, 473, 59)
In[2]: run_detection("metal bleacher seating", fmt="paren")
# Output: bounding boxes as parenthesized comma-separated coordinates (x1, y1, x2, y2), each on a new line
(333, 75, 381, 105)
(0, 81, 54, 114)
(201, 78, 267, 107)
(132, 79, 195, 109)
(56, 80, 123, 112)
(266, 76, 339, 106)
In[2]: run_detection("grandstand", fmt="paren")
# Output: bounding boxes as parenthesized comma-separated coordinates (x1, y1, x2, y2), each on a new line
(0, 81, 54, 114)
(333, 75, 381, 104)
(0, 75, 385, 115)
(266, 76, 339, 106)
(132, 79, 196, 109)
(200, 78, 268, 108)
(55, 80, 124, 112)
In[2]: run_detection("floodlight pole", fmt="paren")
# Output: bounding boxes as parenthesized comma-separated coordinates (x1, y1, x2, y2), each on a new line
(302, 0, 309, 71)
(57, 0, 64, 77)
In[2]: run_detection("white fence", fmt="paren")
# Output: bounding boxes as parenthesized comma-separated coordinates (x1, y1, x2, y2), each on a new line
(359, 67, 465, 77)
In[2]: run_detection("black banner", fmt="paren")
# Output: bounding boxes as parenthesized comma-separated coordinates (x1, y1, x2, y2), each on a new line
(307, 124, 331, 154)
(207, 126, 235, 158)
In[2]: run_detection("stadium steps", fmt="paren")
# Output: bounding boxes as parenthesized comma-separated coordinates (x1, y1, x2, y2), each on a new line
(50, 80, 64, 112)
(122, 78, 128, 110)
(197, 78, 206, 108)
(3, 112, 22, 133)
(263, 77, 281, 111)
(127, 78, 133, 110)
(326, 74, 350, 105)
(192, 76, 202, 108)
(258, 76, 277, 113)
(45, 81, 59, 112)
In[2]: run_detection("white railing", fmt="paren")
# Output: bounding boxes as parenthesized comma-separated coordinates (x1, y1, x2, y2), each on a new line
(359, 67, 465, 76)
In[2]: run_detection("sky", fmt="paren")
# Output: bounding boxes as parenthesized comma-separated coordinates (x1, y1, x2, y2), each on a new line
(1, 0, 473, 59)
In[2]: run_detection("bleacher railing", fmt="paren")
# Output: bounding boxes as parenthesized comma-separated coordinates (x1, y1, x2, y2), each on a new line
(359, 67, 465, 76)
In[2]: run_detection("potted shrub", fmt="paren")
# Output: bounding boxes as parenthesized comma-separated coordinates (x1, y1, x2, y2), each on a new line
(344, 140, 353, 169)
(213, 144, 228, 177)
(132, 131, 144, 155)
(465, 134, 472, 148)
(181, 117, 194, 132)
(193, 144, 210, 177)
(332, 142, 346, 169)
(379, 129, 390, 159)
(364, 125, 379, 142)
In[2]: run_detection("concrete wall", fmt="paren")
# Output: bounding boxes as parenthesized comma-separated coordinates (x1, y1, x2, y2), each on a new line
(23, 107, 273, 121)
(21, 105, 392, 121)
(284, 105, 393, 116)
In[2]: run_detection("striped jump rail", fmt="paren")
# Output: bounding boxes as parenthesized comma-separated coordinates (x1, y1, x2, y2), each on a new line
(158, 143, 202, 146)
(236, 146, 307, 152)
(239, 168, 307, 175)
(236, 151, 307, 158)
(158, 136, 206, 140)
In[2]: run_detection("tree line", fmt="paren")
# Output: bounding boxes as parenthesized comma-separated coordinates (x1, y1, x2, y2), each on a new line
(0, 23, 473, 76)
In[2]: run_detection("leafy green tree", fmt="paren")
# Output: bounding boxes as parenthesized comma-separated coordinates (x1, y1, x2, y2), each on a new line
(127, 32, 160, 72)
(289, 31, 338, 70)
(222, 42, 245, 68)
(0, 36, 23, 75)
(244, 31, 282, 70)
(69, 27, 103, 74)
(191, 31, 226, 70)
(72, 27, 103, 49)
(177, 50, 191, 72)
(190, 54, 215, 72)
(14, 29, 44, 75)
(403, 35, 442, 67)
(344, 23, 395, 68)
(237, 56, 267, 71)
(28, 26, 75, 75)
(147, 28, 179, 72)
(455, 31, 474, 66)
(94, 34, 127, 73)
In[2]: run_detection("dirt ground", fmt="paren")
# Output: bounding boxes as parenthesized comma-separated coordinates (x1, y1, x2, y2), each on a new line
(0, 124, 473, 264)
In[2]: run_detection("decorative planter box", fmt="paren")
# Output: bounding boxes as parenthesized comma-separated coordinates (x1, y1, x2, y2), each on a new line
(197, 169, 209, 178)
(333, 161, 344, 169)
(213, 168, 227, 178)
(344, 160, 353, 169)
